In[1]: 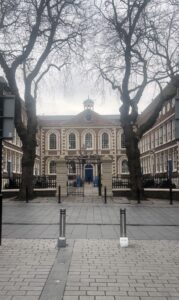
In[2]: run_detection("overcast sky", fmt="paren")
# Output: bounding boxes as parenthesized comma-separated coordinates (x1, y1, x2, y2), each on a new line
(36, 67, 156, 116)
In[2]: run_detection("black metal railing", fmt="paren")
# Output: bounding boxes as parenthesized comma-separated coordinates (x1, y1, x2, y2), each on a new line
(142, 175, 177, 188)
(112, 175, 178, 189)
(112, 177, 130, 189)
(3, 175, 56, 189)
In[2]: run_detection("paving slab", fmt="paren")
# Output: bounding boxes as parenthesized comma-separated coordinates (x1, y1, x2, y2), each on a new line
(0, 239, 57, 300)
(63, 239, 179, 299)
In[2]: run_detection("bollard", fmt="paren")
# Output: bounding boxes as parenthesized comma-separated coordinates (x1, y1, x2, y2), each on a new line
(25, 186, 29, 203)
(58, 185, 61, 203)
(58, 208, 66, 248)
(169, 185, 173, 205)
(119, 208, 128, 247)
(104, 186, 107, 204)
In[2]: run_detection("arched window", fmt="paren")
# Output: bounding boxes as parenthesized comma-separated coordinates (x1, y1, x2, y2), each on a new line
(121, 133, 126, 148)
(49, 161, 56, 174)
(49, 133, 57, 149)
(69, 133, 76, 149)
(122, 160, 129, 173)
(69, 160, 76, 174)
(102, 132, 109, 149)
(85, 133, 92, 149)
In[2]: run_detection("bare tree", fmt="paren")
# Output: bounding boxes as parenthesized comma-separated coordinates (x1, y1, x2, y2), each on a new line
(89, 0, 179, 199)
(89, 0, 152, 198)
(138, 1, 179, 135)
(0, 0, 86, 199)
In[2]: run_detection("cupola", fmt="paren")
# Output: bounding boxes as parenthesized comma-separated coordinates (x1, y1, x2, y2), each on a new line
(83, 98, 94, 110)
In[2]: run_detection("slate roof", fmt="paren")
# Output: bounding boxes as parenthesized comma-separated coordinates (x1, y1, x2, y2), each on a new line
(38, 109, 120, 127)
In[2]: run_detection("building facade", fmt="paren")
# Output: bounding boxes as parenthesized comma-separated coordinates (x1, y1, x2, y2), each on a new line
(2, 97, 179, 188)
(139, 97, 179, 186)
(38, 99, 129, 179)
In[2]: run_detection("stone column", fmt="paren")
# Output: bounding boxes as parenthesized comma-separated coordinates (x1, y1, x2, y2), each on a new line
(102, 155, 113, 196)
(56, 156, 67, 197)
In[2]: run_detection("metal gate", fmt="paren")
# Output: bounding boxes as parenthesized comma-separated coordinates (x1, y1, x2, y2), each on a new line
(67, 160, 84, 196)
(66, 156, 102, 197)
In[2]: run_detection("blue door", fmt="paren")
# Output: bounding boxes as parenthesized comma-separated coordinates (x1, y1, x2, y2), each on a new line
(85, 164, 93, 182)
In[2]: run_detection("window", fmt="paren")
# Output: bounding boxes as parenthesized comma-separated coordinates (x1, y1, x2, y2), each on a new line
(162, 106, 166, 115)
(155, 130, 159, 147)
(49, 133, 57, 149)
(163, 151, 167, 172)
(121, 133, 126, 148)
(159, 127, 163, 145)
(151, 133, 154, 149)
(16, 155, 20, 173)
(69, 133, 76, 149)
(69, 161, 76, 174)
(102, 132, 109, 149)
(85, 133, 92, 149)
(173, 149, 177, 170)
(167, 121, 172, 141)
(172, 119, 175, 140)
(122, 160, 129, 173)
(167, 102, 170, 112)
(156, 154, 160, 173)
(49, 161, 56, 174)
(172, 98, 175, 108)
(146, 135, 150, 150)
(163, 124, 167, 144)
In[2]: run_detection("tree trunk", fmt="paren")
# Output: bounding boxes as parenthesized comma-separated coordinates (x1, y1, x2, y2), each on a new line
(123, 123, 143, 200)
(19, 141, 36, 200)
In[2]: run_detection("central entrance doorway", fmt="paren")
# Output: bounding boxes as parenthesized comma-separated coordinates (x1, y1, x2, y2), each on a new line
(66, 155, 102, 197)
(85, 164, 93, 183)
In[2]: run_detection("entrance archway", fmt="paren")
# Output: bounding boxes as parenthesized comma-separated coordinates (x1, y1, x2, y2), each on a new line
(85, 164, 93, 183)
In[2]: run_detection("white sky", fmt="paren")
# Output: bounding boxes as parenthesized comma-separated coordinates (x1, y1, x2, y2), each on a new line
(36, 68, 156, 116)
(1, 65, 157, 117)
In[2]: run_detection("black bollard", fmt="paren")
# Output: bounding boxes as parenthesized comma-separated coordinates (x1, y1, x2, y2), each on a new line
(120, 208, 127, 237)
(169, 184, 173, 205)
(58, 185, 61, 203)
(104, 186, 107, 204)
(58, 208, 66, 247)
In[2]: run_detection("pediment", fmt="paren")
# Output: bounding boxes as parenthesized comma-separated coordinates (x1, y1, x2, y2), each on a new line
(62, 109, 117, 127)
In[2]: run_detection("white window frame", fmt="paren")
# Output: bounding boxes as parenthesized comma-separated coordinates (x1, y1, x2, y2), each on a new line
(68, 132, 76, 150)
(49, 160, 56, 174)
(121, 160, 129, 174)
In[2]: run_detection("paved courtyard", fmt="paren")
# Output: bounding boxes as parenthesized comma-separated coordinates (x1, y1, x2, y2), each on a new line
(0, 196, 179, 299)
(2, 197, 179, 240)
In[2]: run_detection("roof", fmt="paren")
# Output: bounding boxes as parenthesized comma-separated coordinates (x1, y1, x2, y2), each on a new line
(37, 110, 120, 127)
(137, 78, 178, 128)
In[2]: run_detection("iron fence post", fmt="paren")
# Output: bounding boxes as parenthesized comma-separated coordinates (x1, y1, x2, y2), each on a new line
(169, 181, 173, 205)
(104, 186, 107, 204)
